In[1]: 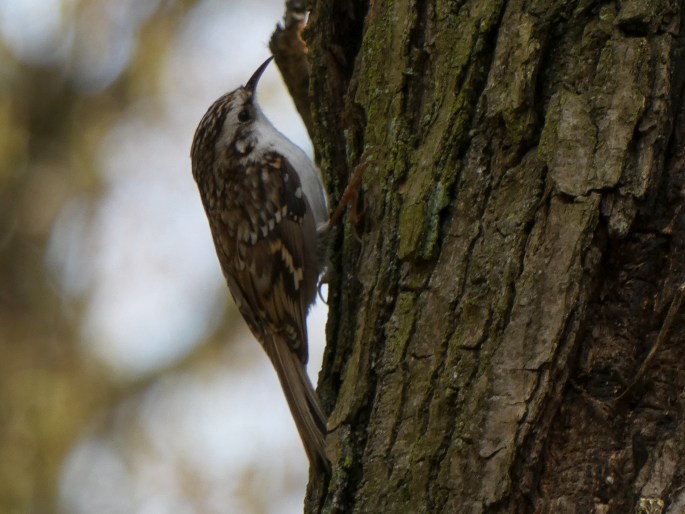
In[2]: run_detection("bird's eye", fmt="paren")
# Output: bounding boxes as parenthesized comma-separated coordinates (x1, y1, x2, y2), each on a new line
(238, 109, 251, 122)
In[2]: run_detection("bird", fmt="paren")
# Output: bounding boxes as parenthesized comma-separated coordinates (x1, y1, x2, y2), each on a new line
(190, 56, 330, 474)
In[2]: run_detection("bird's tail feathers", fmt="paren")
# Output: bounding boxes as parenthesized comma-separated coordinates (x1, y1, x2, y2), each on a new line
(267, 336, 330, 475)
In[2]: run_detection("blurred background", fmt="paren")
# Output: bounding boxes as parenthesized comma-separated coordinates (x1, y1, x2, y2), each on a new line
(0, 0, 328, 512)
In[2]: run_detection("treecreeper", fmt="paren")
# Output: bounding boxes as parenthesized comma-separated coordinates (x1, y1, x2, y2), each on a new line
(190, 57, 330, 474)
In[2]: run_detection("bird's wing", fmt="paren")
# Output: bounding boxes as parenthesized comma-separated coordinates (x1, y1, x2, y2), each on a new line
(214, 151, 316, 363)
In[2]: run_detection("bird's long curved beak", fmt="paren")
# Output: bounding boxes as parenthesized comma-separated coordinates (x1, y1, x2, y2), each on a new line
(245, 56, 274, 94)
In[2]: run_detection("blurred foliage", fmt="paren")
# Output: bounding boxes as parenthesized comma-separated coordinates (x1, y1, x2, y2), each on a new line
(0, 1, 200, 512)
(0, 2, 314, 511)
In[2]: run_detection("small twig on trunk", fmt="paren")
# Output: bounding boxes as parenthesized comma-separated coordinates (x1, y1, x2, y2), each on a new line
(326, 155, 369, 230)
(616, 282, 685, 402)
(270, 1, 314, 138)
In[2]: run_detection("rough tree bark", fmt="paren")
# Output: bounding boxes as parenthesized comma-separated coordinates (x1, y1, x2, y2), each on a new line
(275, 1, 685, 512)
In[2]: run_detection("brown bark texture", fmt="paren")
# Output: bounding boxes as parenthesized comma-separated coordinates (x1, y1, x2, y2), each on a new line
(275, 1, 685, 512)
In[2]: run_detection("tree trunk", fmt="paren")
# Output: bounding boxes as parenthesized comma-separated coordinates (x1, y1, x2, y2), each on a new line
(280, 1, 685, 512)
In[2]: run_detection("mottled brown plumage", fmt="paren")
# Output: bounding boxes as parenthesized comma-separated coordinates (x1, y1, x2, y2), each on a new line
(190, 57, 330, 474)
